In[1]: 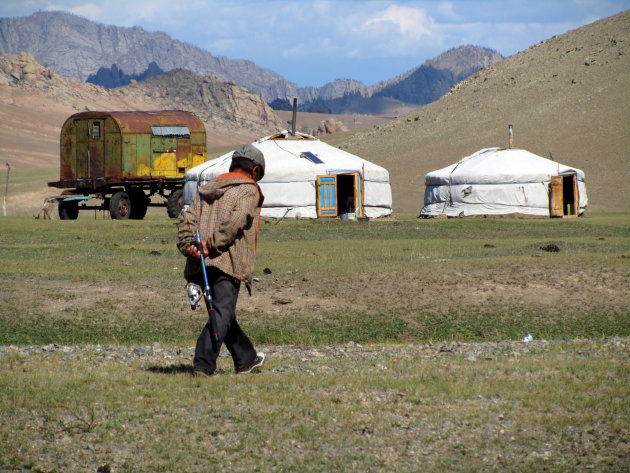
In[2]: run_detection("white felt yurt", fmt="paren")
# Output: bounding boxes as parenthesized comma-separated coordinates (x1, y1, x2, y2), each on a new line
(420, 147, 587, 217)
(183, 131, 392, 219)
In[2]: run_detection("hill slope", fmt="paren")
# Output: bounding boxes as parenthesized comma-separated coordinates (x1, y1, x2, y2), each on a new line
(334, 10, 630, 212)
(0, 52, 283, 169)
(425, 45, 504, 81)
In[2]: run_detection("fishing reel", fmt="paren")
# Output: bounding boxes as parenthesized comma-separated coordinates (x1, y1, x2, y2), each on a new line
(186, 282, 203, 310)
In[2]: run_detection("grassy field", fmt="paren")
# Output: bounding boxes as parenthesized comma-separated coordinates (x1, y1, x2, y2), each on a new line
(1, 210, 629, 472)
(1, 338, 628, 472)
(0, 210, 628, 346)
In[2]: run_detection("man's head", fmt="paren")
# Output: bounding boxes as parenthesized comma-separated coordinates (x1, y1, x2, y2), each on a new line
(230, 144, 265, 181)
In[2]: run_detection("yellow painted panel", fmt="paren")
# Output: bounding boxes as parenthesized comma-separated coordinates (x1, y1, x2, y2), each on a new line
(152, 152, 177, 176)
(193, 154, 206, 167)
(137, 164, 151, 177)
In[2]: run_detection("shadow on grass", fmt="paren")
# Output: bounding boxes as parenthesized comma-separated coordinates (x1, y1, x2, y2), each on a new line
(146, 363, 193, 375)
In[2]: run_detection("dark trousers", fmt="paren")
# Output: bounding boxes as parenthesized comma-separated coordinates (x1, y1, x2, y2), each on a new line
(191, 267, 257, 374)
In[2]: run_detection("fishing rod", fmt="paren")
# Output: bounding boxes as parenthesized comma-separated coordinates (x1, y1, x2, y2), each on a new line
(187, 227, 219, 344)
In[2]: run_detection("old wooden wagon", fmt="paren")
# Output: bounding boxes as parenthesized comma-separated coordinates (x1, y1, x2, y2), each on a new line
(48, 110, 207, 219)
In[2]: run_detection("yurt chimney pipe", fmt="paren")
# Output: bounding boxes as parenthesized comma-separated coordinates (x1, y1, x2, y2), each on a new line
(291, 98, 298, 136)
(508, 124, 514, 149)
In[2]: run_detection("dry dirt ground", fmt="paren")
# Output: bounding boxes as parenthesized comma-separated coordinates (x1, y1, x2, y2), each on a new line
(26, 258, 630, 332)
(200, 267, 630, 326)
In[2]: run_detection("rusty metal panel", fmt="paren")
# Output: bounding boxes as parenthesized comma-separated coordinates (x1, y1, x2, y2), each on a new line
(60, 119, 76, 180)
(550, 176, 563, 217)
(106, 132, 122, 176)
(104, 116, 121, 177)
(54, 110, 207, 188)
(176, 139, 191, 173)
(108, 110, 205, 135)
(89, 119, 105, 181)
(74, 119, 89, 179)
(191, 143, 206, 167)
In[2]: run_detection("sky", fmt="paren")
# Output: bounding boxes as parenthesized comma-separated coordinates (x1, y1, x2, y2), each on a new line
(1, 0, 629, 87)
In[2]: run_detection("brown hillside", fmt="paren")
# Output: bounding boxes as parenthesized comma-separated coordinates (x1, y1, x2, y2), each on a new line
(0, 53, 282, 171)
(336, 11, 630, 212)
(0, 52, 284, 215)
(274, 110, 396, 136)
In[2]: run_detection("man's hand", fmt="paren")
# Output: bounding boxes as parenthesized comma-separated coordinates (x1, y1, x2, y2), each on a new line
(185, 239, 210, 260)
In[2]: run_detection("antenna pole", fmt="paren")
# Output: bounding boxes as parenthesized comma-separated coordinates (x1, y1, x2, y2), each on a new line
(3, 162, 9, 217)
(291, 98, 298, 136)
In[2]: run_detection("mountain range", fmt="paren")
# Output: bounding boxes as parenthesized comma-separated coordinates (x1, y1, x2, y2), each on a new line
(0, 11, 501, 113)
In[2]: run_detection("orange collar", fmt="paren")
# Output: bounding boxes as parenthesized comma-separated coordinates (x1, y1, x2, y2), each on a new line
(217, 169, 256, 182)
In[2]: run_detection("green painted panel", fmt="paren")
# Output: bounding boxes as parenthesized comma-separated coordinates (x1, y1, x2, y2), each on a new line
(107, 133, 122, 176)
(136, 134, 151, 176)
(122, 134, 137, 175)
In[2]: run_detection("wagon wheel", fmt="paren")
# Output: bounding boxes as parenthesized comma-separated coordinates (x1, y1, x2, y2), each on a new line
(129, 190, 148, 220)
(109, 192, 131, 220)
(167, 189, 183, 218)
(58, 200, 79, 220)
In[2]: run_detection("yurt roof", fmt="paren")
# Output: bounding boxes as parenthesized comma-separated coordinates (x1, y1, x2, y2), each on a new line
(188, 131, 390, 183)
(425, 148, 585, 186)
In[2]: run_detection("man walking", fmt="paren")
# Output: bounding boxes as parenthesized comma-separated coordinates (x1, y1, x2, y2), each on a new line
(177, 144, 266, 377)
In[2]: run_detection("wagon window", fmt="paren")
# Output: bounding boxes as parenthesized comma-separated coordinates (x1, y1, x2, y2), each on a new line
(92, 122, 100, 139)
(151, 126, 190, 137)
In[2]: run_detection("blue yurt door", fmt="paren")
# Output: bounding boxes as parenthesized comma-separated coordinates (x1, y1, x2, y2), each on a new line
(317, 175, 337, 217)
(317, 173, 363, 218)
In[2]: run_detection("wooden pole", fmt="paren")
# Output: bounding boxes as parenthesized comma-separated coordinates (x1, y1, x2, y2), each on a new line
(291, 98, 298, 136)
(3, 162, 9, 217)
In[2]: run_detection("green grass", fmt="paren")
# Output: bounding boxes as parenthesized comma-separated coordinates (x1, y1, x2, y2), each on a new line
(0, 338, 628, 472)
(0, 210, 629, 345)
(1, 211, 629, 472)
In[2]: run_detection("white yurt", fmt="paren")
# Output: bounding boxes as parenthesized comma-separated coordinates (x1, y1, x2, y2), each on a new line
(183, 131, 392, 219)
(420, 147, 588, 217)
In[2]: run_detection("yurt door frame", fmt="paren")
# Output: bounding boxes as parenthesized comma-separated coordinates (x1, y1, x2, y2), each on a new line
(316, 172, 363, 218)
(550, 173, 578, 218)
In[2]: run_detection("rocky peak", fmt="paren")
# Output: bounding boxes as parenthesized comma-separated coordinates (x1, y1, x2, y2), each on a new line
(125, 69, 284, 132)
(425, 45, 503, 80)
(0, 52, 283, 135)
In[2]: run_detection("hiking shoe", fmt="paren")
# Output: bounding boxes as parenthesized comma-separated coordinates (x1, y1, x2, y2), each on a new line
(192, 367, 214, 378)
(236, 353, 265, 374)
